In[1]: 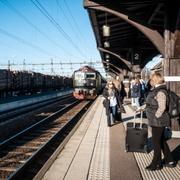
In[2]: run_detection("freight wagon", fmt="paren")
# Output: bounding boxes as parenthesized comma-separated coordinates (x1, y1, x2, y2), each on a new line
(0, 69, 73, 99)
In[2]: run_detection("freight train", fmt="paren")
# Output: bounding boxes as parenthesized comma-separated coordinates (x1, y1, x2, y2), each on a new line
(0, 69, 72, 98)
(73, 66, 106, 100)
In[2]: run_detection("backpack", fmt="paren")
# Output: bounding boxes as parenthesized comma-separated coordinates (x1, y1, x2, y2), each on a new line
(156, 88, 180, 118)
(168, 90, 180, 118)
(132, 84, 139, 93)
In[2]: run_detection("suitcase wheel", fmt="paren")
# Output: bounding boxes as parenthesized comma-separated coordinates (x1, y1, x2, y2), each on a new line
(125, 144, 129, 152)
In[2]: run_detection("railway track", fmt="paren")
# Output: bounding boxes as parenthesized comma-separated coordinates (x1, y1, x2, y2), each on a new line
(0, 93, 73, 123)
(0, 99, 92, 179)
(0, 94, 75, 142)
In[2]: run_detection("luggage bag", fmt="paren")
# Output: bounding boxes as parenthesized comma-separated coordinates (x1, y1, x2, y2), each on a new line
(125, 110, 148, 153)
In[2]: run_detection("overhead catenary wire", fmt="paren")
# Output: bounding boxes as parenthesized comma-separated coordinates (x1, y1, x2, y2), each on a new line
(0, 61, 105, 76)
(30, 0, 87, 59)
(56, 0, 87, 55)
(63, 0, 96, 52)
(0, 27, 60, 58)
(0, 61, 102, 66)
(0, 0, 80, 59)
(58, 0, 89, 57)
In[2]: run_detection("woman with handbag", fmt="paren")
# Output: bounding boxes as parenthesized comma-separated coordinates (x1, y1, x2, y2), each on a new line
(145, 72, 176, 171)
(103, 81, 122, 127)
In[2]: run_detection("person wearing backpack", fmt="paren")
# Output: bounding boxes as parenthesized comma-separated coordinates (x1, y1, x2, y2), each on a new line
(131, 78, 141, 110)
(145, 72, 176, 171)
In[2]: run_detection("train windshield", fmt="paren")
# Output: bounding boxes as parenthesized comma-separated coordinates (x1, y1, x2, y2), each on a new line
(74, 72, 85, 79)
(86, 73, 96, 79)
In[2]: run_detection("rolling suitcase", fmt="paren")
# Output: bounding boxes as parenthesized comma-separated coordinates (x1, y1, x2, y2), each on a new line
(125, 110, 148, 153)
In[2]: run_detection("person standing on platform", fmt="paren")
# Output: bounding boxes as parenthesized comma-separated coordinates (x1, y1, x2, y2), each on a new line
(131, 78, 141, 110)
(139, 78, 146, 105)
(120, 81, 127, 104)
(145, 72, 176, 171)
(103, 81, 121, 127)
(113, 75, 121, 93)
(113, 75, 126, 102)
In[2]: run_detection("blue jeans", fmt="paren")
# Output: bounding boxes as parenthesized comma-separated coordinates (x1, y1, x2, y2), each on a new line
(107, 105, 121, 126)
(110, 105, 117, 122)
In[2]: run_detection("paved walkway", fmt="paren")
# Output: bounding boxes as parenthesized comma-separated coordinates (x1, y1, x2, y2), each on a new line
(43, 96, 110, 180)
(42, 96, 180, 180)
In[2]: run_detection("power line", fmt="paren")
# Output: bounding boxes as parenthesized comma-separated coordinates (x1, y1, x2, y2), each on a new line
(56, 1, 83, 45)
(63, 0, 88, 45)
(0, 27, 59, 58)
(30, 0, 87, 59)
(0, 61, 102, 66)
(56, 0, 88, 57)
(0, 0, 79, 59)
(63, 0, 95, 52)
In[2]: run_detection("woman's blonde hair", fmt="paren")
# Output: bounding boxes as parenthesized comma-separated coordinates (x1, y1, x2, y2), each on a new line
(151, 72, 165, 84)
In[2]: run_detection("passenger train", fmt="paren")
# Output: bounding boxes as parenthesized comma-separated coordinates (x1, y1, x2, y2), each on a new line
(73, 66, 106, 100)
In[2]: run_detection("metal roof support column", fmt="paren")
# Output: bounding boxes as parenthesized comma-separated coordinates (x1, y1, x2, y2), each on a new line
(84, 0, 165, 56)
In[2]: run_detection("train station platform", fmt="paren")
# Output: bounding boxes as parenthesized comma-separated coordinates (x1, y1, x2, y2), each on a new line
(42, 96, 180, 180)
(0, 89, 72, 113)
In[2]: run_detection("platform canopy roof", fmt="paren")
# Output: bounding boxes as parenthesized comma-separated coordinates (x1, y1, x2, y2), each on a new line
(84, 0, 176, 76)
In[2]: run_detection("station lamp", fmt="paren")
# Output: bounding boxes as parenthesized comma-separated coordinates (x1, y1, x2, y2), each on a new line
(104, 41, 110, 48)
(106, 54, 110, 59)
(103, 13, 110, 36)
(103, 25, 110, 37)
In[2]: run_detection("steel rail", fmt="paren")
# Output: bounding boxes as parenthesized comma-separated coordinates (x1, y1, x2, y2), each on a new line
(0, 99, 92, 179)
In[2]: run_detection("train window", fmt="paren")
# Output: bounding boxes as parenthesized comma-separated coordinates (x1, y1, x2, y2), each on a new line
(86, 73, 95, 79)
(74, 72, 85, 79)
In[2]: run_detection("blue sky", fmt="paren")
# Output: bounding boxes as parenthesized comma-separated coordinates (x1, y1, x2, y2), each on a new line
(0, 0, 160, 76)
(0, 0, 103, 75)
(145, 54, 162, 70)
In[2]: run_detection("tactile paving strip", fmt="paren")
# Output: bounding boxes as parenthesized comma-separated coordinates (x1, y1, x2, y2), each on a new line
(88, 108, 110, 180)
(134, 152, 180, 180)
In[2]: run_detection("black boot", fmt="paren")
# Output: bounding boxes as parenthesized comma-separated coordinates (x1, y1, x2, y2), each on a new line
(162, 160, 176, 168)
(145, 163, 163, 171)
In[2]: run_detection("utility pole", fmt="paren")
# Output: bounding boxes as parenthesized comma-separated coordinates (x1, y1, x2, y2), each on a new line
(23, 59, 26, 71)
(51, 59, 54, 75)
(8, 60, 11, 71)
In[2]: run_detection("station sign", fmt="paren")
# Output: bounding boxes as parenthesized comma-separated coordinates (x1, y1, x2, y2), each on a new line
(132, 51, 141, 65)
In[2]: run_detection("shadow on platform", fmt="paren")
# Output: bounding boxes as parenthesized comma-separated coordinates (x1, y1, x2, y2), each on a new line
(172, 145, 180, 164)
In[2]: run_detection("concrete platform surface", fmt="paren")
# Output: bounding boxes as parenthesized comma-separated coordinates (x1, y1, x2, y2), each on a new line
(42, 96, 180, 180)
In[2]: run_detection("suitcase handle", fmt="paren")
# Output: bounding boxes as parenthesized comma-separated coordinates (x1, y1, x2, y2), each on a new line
(133, 110, 143, 128)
